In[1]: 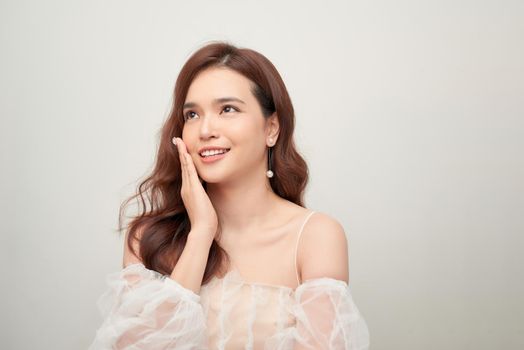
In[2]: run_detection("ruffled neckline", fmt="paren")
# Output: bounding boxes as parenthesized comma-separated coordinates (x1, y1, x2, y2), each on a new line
(201, 266, 349, 294)
(204, 268, 295, 292)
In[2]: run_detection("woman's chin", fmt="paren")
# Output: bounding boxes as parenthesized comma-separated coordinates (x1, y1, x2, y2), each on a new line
(198, 172, 226, 184)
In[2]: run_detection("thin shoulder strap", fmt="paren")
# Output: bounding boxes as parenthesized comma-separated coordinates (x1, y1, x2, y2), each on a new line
(294, 210, 316, 285)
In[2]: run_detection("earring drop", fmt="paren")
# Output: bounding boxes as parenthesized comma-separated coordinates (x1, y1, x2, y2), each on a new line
(266, 139, 274, 178)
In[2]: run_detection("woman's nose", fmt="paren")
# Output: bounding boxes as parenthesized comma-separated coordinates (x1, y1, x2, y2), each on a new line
(199, 114, 219, 139)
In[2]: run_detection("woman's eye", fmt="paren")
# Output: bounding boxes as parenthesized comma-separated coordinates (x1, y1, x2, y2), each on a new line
(221, 105, 238, 114)
(184, 111, 197, 120)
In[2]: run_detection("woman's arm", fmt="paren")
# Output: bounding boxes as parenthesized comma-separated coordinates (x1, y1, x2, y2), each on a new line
(89, 229, 212, 350)
(170, 231, 214, 295)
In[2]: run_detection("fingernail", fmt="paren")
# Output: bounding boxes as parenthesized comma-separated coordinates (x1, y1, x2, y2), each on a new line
(172, 136, 177, 145)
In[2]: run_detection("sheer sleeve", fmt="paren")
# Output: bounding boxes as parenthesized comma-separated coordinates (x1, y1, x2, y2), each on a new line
(88, 263, 208, 350)
(267, 278, 370, 350)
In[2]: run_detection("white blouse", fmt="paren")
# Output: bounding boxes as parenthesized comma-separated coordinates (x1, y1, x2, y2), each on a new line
(89, 211, 370, 349)
(88, 262, 370, 349)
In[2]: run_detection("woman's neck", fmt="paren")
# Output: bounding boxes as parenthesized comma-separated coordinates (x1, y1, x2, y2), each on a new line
(205, 175, 283, 235)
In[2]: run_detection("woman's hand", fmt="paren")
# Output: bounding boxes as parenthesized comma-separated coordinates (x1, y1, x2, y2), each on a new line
(174, 137, 218, 242)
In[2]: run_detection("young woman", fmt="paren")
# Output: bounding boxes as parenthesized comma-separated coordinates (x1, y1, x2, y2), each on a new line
(89, 41, 370, 349)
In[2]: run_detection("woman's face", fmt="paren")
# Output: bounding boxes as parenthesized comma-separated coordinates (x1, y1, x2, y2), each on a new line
(181, 67, 278, 184)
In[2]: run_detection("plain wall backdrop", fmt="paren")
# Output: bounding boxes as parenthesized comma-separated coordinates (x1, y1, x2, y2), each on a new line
(1, 0, 522, 349)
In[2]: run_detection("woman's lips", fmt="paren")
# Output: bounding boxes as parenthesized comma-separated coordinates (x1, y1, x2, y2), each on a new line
(199, 149, 230, 163)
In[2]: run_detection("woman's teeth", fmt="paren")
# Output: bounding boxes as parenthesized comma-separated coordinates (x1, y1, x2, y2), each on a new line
(200, 149, 229, 157)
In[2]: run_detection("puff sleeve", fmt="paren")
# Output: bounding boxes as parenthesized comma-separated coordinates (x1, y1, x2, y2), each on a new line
(266, 278, 370, 350)
(88, 263, 208, 350)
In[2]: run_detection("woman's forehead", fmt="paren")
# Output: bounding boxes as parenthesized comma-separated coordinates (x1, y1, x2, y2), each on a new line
(185, 67, 254, 105)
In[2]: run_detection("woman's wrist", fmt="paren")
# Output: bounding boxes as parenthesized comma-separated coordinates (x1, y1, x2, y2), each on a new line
(187, 229, 215, 247)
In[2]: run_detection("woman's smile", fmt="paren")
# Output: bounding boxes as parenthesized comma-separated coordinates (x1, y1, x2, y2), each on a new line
(199, 148, 230, 163)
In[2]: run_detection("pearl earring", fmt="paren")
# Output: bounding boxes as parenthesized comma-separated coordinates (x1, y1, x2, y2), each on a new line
(266, 138, 274, 178)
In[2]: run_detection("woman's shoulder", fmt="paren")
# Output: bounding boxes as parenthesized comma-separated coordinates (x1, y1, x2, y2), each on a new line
(305, 210, 345, 232)
(276, 200, 343, 232)
(297, 210, 349, 283)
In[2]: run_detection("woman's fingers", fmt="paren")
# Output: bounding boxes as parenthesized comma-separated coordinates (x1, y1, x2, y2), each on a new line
(172, 137, 217, 238)
(175, 137, 188, 188)
(184, 148, 202, 187)
(175, 137, 200, 188)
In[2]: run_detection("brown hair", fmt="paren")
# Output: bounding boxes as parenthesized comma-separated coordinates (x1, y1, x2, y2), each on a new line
(118, 40, 309, 285)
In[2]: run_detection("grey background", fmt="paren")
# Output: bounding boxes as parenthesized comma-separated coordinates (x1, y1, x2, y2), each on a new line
(1, 0, 522, 349)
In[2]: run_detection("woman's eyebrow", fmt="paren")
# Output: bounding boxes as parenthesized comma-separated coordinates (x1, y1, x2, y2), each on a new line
(183, 97, 246, 110)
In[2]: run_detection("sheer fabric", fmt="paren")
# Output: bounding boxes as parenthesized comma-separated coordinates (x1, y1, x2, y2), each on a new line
(88, 263, 208, 350)
(89, 263, 370, 349)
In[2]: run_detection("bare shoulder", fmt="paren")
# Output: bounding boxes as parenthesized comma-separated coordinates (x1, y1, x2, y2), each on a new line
(298, 211, 349, 284)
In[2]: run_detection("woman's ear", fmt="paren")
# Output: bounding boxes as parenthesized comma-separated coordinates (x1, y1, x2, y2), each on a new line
(266, 113, 280, 146)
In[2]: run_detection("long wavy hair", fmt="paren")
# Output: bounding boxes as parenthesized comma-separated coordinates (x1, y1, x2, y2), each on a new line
(118, 41, 309, 285)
